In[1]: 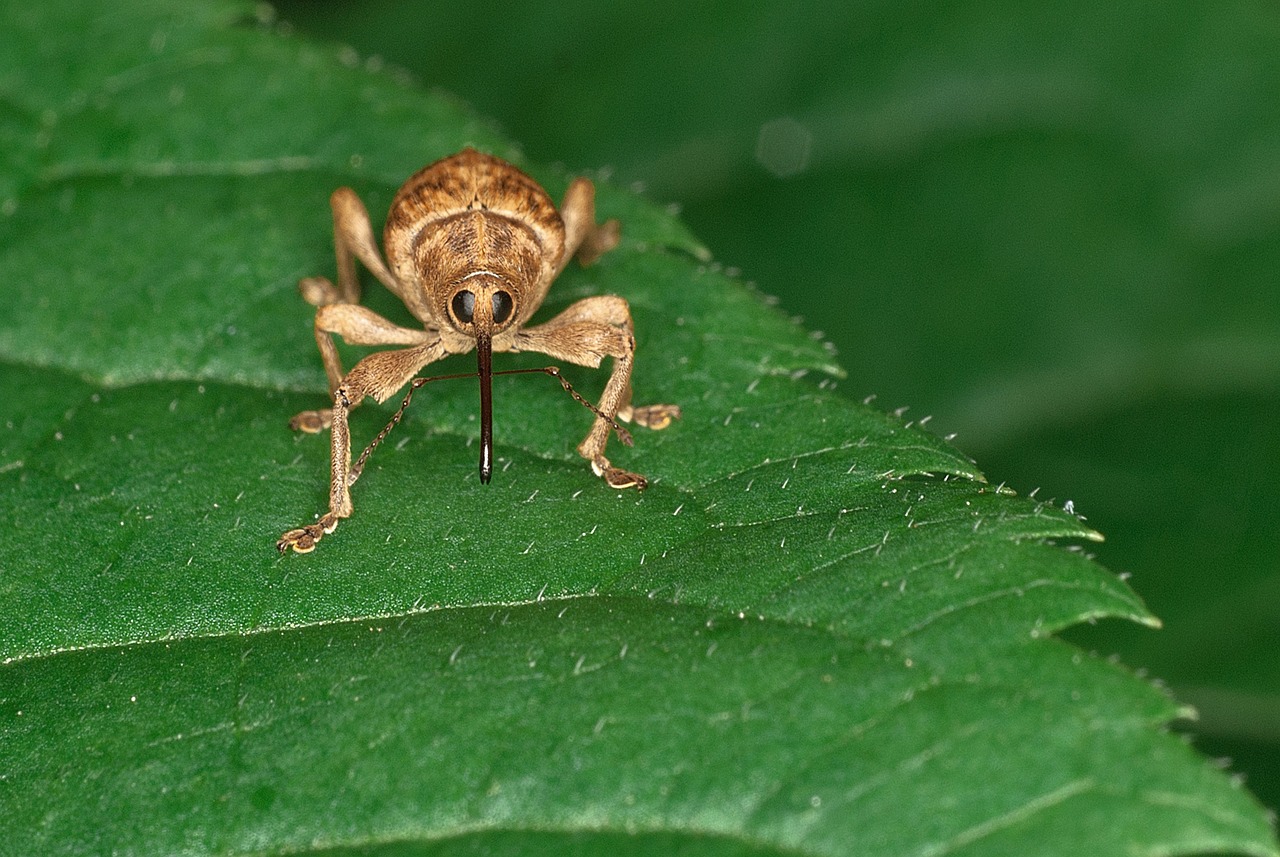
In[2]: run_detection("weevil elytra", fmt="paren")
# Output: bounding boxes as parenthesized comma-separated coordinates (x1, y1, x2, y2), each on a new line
(277, 148, 681, 553)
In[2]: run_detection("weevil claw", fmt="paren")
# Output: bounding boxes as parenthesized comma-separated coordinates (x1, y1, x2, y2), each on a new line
(626, 403, 681, 431)
(277, 514, 340, 554)
(592, 457, 648, 491)
(289, 409, 332, 433)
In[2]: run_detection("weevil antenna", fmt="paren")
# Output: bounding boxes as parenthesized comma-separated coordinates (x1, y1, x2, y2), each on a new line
(349, 367, 632, 486)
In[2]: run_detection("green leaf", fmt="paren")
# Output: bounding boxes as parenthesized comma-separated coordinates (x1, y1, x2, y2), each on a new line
(288, 0, 1280, 816)
(274, 0, 1280, 815)
(1, 3, 1275, 856)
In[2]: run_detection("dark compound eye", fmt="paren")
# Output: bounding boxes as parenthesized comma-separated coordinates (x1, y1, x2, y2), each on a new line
(452, 289, 476, 324)
(492, 290, 513, 324)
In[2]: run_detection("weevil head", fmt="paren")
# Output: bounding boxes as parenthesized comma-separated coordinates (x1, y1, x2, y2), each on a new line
(445, 271, 516, 340)
(446, 271, 517, 485)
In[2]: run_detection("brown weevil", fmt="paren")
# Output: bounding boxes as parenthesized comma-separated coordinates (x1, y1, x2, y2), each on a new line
(278, 149, 680, 553)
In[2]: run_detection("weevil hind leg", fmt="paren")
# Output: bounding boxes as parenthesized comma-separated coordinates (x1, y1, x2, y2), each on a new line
(610, 378, 682, 430)
(558, 178, 620, 272)
(290, 408, 334, 434)
(330, 186, 404, 302)
(619, 401, 683, 431)
(298, 275, 343, 307)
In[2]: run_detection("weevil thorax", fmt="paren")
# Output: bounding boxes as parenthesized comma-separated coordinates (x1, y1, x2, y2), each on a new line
(382, 148, 566, 351)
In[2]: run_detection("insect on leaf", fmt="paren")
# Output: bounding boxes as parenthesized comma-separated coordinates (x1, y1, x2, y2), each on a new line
(0, 2, 1275, 856)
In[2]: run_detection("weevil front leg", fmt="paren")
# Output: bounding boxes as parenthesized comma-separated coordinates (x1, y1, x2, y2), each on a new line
(513, 295, 680, 489)
(290, 187, 416, 432)
(279, 339, 447, 553)
(555, 182, 680, 434)
(289, 302, 437, 432)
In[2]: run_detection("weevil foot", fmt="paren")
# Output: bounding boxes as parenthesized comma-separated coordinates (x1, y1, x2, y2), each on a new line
(624, 403, 681, 431)
(577, 218, 621, 266)
(289, 409, 333, 433)
(277, 513, 340, 553)
(591, 456, 648, 491)
(298, 275, 342, 307)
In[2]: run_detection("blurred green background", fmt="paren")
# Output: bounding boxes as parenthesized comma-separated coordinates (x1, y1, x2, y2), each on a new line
(274, 0, 1280, 813)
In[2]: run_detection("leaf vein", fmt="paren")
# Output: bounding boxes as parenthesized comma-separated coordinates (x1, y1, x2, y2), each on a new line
(914, 778, 1096, 856)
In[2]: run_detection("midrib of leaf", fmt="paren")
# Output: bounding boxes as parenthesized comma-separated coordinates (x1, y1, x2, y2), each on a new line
(5, 593, 1261, 856)
(39, 154, 335, 182)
